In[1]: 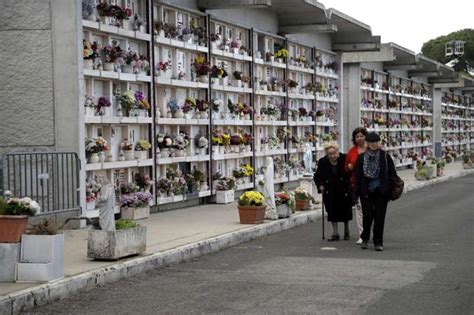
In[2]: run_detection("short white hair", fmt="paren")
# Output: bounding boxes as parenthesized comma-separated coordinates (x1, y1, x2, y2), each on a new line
(324, 142, 340, 151)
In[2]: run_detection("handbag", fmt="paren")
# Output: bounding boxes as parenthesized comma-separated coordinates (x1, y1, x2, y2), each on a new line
(385, 152, 404, 201)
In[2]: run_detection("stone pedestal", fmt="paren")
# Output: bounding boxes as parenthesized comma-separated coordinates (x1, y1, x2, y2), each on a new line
(17, 234, 64, 282)
(0, 243, 20, 282)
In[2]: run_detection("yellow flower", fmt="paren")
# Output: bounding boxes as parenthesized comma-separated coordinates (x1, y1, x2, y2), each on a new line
(238, 191, 265, 206)
(195, 55, 206, 64)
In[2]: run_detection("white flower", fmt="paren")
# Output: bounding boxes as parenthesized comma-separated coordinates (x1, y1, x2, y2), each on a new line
(29, 201, 41, 213)
(4, 190, 12, 197)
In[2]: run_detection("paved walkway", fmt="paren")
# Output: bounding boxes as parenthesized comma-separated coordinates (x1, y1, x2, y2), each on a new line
(1, 161, 473, 314)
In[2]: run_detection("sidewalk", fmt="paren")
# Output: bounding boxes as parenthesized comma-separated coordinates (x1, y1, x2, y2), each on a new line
(1, 162, 473, 314)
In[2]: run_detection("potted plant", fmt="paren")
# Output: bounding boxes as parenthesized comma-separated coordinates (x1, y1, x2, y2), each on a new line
(237, 191, 266, 224)
(120, 90, 136, 116)
(121, 139, 135, 161)
(96, 96, 111, 116)
(182, 97, 196, 119)
(294, 187, 313, 211)
(120, 191, 152, 220)
(85, 137, 108, 163)
(87, 219, 147, 260)
(135, 139, 151, 160)
(195, 134, 209, 155)
(84, 95, 96, 116)
(437, 159, 446, 176)
(122, 50, 139, 73)
(16, 219, 64, 282)
(83, 39, 99, 70)
(192, 56, 211, 83)
(232, 71, 243, 88)
(462, 151, 474, 169)
(0, 192, 40, 243)
(134, 91, 150, 117)
(216, 177, 236, 204)
(102, 40, 123, 71)
(275, 191, 293, 218)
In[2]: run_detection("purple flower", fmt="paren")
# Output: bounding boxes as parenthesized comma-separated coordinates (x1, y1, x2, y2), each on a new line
(134, 91, 145, 102)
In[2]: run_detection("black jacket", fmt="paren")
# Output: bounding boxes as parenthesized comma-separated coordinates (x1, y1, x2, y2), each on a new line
(314, 154, 353, 222)
(353, 149, 397, 200)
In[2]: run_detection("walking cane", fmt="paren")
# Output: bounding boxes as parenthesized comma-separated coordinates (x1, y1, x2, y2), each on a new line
(321, 193, 325, 240)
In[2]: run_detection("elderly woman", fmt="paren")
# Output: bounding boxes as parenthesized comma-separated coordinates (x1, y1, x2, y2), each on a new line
(353, 132, 397, 251)
(314, 142, 353, 241)
(344, 127, 368, 245)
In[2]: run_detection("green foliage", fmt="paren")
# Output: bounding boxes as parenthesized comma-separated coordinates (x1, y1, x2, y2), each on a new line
(115, 219, 138, 230)
(421, 29, 474, 73)
(0, 198, 6, 215)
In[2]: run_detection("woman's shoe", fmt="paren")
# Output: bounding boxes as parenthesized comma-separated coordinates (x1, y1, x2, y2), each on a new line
(375, 245, 383, 251)
(328, 234, 340, 241)
(356, 238, 363, 245)
(344, 233, 350, 240)
(361, 241, 368, 249)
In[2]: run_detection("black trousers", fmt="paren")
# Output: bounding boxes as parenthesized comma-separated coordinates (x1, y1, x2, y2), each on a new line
(360, 189, 388, 245)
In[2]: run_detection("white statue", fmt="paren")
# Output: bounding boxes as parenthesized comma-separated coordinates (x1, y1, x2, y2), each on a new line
(96, 176, 116, 231)
(263, 157, 278, 220)
(303, 143, 313, 176)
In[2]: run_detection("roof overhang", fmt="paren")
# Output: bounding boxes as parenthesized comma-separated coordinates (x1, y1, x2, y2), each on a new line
(197, 0, 272, 9)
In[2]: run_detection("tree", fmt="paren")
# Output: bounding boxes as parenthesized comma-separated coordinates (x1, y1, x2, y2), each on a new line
(421, 29, 474, 68)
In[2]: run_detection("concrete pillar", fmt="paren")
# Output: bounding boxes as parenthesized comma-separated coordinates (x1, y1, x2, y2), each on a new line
(433, 88, 443, 157)
(51, 0, 86, 215)
(342, 63, 361, 151)
(0, 243, 20, 282)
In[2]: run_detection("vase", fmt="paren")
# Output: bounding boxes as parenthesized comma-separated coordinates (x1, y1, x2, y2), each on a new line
(89, 153, 99, 164)
(174, 149, 185, 157)
(199, 147, 207, 155)
(160, 148, 170, 158)
(84, 59, 93, 70)
(245, 145, 251, 152)
(98, 151, 106, 163)
(199, 183, 209, 192)
(184, 112, 193, 120)
(103, 62, 115, 71)
(85, 106, 96, 117)
(86, 200, 96, 211)
(0, 215, 29, 243)
(174, 109, 184, 119)
(135, 151, 148, 160)
(122, 64, 134, 73)
(233, 79, 242, 88)
(238, 205, 266, 224)
(220, 77, 228, 86)
(198, 75, 209, 83)
(199, 111, 209, 119)
(124, 150, 135, 161)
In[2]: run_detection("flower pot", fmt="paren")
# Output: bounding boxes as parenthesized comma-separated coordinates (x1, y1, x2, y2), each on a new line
(232, 47, 240, 54)
(437, 167, 444, 177)
(295, 199, 310, 211)
(198, 75, 209, 83)
(174, 109, 184, 119)
(89, 153, 99, 164)
(160, 148, 170, 158)
(122, 64, 134, 73)
(87, 226, 147, 260)
(138, 109, 148, 117)
(216, 190, 234, 204)
(124, 150, 135, 161)
(233, 79, 242, 88)
(84, 59, 93, 70)
(245, 145, 251, 152)
(238, 205, 266, 224)
(276, 204, 291, 218)
(199, 147, 207, 155)
(135, 151, 148, 160)
(121, 206, 150, 220)
(17, 234, 64, 282)
(0, 215, 28, 243)
(184, 112, 193, 120)
(220, 77, 228, 86)
(103, 62, 115, 71)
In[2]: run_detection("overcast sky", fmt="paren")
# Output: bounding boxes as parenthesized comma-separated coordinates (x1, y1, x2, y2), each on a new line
(321, 0, 473, 53)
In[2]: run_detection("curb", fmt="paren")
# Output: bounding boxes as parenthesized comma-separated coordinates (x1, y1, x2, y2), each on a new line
(2, 169, 473, 314)
(0, 210, 321, 315)
(404, 169, 474, 193)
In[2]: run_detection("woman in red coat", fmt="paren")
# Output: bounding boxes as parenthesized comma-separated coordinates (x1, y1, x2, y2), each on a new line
(344, 127, 367, 245)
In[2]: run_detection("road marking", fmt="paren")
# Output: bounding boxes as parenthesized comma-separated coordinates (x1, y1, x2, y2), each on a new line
(321, 247, 337, 250)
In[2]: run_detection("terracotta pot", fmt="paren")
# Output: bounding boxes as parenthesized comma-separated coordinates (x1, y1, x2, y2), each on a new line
(238, 205, 266, 224)
(295, 199, 310, 211)
(0, 215, 28, 243)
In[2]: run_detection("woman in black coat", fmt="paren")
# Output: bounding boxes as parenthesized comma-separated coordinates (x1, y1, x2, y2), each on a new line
(314, 142, 353, 241)
(353, 132, 397, 251)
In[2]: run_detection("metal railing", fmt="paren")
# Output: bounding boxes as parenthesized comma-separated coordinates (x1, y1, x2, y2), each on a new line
(2, 152, 81, 214)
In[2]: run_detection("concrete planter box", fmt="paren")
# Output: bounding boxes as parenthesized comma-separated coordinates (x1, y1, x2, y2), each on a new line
(17, 234, 64, 282)
(87, 226, 147, 260)
(276, 204, 291, 218)
(0, 243, 20, 282)
(216, 190, 234, 204)
(121, 206, 150, 220)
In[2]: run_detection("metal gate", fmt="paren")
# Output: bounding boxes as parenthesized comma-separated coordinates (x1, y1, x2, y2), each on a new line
(2, 152, 81, 214)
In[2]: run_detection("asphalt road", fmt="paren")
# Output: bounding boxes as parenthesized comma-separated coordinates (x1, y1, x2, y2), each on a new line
(27, 175, 474, 315)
